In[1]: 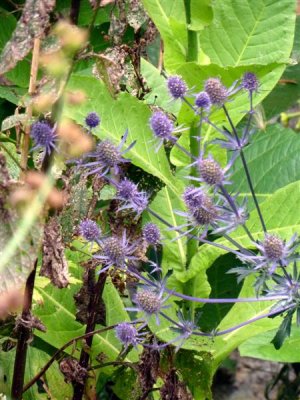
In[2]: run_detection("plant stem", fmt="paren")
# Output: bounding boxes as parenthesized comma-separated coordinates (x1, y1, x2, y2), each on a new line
(222, 105, 267, 233)
(72, 271, 107, 400)
(183, 0, 198, 62)
(11, 260, 38, 400)
(20, 38, 40, 178)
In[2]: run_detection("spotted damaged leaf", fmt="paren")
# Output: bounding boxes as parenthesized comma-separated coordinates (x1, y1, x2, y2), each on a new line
(0, 0, 55, 75)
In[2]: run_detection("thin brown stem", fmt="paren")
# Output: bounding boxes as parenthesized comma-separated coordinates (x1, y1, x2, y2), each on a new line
(20, 38, 40, 177)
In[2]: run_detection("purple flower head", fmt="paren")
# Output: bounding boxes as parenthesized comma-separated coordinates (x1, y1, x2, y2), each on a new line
(183, 186, 206, 210)
(78, 219, 101, 242)
(242, 72, 259, 93)
(114, 178, 148, 217)
(190, 195, 219, 226)
(78, 129, 135, 177)
(85, 112, 100, 128)
(150, 111, 174, 140)
(115, 322, 146, 349)
(204, 78, 228, 106)
(198, 156, 224, 186)
(127, 278, 170, 324)
(238, 234, 300, 274)
(94, 231, 137, 271)
(143, 223, 161, 246)
(167, 75, 187, 99)
(195, 91, 211, 110)
(30, 121, 57, 155)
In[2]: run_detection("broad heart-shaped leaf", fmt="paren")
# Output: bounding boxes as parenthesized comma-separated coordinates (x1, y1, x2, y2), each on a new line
(239, 323, 300, 363)
(64, 75, 180, 198)
(231, 124, 300, 207)
(34, 258, 138, 364)
(0, 344, 72, 400)
(189, 0, 213, 31)
(200, 0, 296, 67)
(141, 0, 187, 71)
(169, 63, 285, 166)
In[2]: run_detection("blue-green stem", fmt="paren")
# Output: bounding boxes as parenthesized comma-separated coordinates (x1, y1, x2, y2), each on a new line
(184, 0, 198, 62)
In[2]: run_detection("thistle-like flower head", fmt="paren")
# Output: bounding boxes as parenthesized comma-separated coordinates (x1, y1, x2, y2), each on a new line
(198, 156, 224, 186)
(77, 129, 135, 178)
(114, 178, 148, 217)
(115, 322, 145, 349)
(30, 121, 57, 155)
(94, 231, 137, 271)
(204, 78, 228, 105)
(143, 223, 161, 246)
(150, 111, 174, 140)
(194, 91, 211, 110)
(242, 72, 259, 93)
(85, 112, 100, 128)
(191, 195, 219, 226)
(78, 219, 101, 243)
(238, 234, 300, 274)
(183, 186, 206, 210)
(167, 75, 187, 99)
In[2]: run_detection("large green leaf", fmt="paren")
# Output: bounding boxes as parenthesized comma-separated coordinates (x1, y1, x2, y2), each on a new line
(0, 345, 72, 400)
(64, 75, 180, 197)
(239, 324, 300, 362)
(231, 124, 300, 205)
(201, 0, 296, 67)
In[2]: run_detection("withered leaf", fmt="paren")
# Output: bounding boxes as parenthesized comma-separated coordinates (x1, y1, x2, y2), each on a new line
(0, 0, 56, 75)
(40, 217, 69, 288)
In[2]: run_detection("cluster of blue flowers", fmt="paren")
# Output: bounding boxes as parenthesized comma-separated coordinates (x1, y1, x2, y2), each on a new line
(30, 71, 300, 353)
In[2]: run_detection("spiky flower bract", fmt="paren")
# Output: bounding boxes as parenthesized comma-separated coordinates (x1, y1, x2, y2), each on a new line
(167, 75, 187, 99)
(143, 223, 161, 246)
(114, 178, 148, 217)
(77, 129, 135, 177)
(183, 186, 205, 210)
(85, 112, 100, 128)
(195, 91, 211, 110)
(204, 78, 228, 105)
(30, 121, 57, 155)
(94, 231, 137, 271)
(78, 219, 101, 242)
(115, 323, 145, 349)
(238, 234, 300, 274)
(242, 72, 259, 93)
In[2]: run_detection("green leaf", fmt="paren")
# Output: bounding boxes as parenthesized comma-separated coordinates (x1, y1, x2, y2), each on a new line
(239, 323, 300, 362)
(189, 0, 213, 31)
(0, 345, 72, 399)
(270, 311, 293, 350)
(34, 270, 138, 363)
(201, 0, 296, 67)
(231, 125, 300, 206)
(64, 75, 180, 197)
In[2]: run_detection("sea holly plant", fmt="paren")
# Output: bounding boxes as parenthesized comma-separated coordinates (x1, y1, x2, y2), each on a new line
(0, 0, 299, 399)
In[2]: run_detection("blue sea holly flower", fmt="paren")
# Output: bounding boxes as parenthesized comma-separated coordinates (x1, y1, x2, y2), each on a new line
(127, 279, 170, 325)
(115, 323, 146, 349)
(114, 178, 149, 217)
(194, 91, 211, 111)
(212, 197, 249, 235)
(78, 129, 135, 177)
(94, 231, 137, 272)
(142, 223, 161, 246)
(167, 75, 187, 99)
(238, 234, 300, 274)
(30, 121, 57, 155)
(204, 78, 228, 106)
(85, 112, 100, 129)
(241, 72, 259, 94)
(78, 219, 101, 243)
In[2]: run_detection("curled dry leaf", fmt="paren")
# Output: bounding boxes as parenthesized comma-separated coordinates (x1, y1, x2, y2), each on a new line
(0, 0, 55, 75)
(40, 217, 69, 288)
(60, 357, 89, 384)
